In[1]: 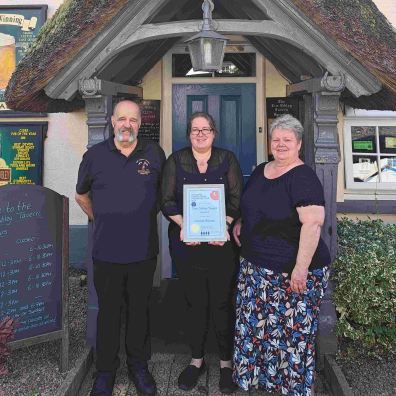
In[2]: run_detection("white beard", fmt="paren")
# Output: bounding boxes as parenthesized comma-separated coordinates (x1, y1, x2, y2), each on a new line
(116, 129, 136, 143)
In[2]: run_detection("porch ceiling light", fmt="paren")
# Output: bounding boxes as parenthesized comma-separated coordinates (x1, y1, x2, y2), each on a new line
(185, 0, 228, 72)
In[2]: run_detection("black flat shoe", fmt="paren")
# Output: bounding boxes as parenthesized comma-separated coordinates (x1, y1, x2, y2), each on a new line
(177, 361, 206, 391)
(219, 367, 237, 394)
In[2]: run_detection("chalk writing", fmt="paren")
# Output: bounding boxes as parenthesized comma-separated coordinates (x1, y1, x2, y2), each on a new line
(0, 185, 63, 341)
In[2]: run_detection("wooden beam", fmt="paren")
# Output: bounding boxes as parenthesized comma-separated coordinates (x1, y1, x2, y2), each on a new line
(287, 78, 323, 95)
(78, 78, 142, 98)
(45, 0, 170, 101)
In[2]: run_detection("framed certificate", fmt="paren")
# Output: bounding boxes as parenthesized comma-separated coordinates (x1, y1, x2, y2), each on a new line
(183, 184, 227, 242)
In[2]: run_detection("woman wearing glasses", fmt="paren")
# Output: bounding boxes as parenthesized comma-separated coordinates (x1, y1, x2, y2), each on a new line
(161, 112, 243, 394)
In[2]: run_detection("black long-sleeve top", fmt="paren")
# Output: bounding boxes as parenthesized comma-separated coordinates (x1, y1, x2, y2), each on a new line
(161, 146, 243, 221)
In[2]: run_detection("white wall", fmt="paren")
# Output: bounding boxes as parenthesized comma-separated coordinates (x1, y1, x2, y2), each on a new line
(43, 111, 88, 225)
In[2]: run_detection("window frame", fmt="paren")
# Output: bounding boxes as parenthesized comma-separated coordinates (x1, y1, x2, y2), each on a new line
(343, 116, 396, 192)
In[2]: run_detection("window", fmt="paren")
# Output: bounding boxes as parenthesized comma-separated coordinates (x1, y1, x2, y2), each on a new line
(172, 53, 256, 78)
(344, 117, 396, 192)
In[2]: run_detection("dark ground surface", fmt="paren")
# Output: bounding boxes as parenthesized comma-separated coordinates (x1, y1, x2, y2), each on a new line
(0, 268, 88, 396)
(0, 269, 395, 395)
(336, 340, 396, 396)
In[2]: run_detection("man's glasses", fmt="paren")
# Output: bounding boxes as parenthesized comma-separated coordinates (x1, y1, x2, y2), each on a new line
(190, 127, 213, 136)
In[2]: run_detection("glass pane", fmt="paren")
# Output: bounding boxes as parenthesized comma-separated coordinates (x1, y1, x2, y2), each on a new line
(351, 126, 376, 153)
(352, 155, 378, 182)
(376, 156, 396, 183)
(172, 53, 256, 77)
(379, 126, 396, 154)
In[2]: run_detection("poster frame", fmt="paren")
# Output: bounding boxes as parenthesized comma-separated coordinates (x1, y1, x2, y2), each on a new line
(0, 4, 48, 117)
(0, 121, 48, 185)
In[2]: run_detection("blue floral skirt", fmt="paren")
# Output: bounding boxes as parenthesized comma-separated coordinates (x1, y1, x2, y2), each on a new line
(233, 258, 329, 396)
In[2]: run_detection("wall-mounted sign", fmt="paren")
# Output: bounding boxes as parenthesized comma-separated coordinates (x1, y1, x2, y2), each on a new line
(0, 5, 47, 117)
(0, 122, 47, 185)
(266, 97, 299, 119)
(139, 100, 160, 142)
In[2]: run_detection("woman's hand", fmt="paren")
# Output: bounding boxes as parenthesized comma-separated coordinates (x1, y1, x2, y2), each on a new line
(208, 230, 230, 246)
(180, 227, 201, 246)
(290, 264, 308, 294)
(232, 218, 242, 247)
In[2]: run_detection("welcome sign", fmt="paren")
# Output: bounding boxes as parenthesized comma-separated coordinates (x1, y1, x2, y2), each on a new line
(0, 5, 47, 116)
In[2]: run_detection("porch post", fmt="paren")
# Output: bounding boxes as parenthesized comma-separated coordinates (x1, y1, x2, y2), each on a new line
(81, 79, 113, 147)
(80, 79, 113, 347)
(312, 91, 340, 261)
(311, 76, 343, 362)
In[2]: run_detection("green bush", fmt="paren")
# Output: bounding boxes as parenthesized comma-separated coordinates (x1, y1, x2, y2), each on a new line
(333, 218, 396, 352)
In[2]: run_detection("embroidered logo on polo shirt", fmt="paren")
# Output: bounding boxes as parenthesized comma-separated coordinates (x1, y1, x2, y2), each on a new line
(136, 158, 151, 175)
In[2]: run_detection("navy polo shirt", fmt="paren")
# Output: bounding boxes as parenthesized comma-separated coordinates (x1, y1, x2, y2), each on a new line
(76, 137, 165, 263)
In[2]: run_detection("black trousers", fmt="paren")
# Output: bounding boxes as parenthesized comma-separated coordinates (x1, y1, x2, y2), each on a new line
(173, 242, 238, 361)
(93, 257, 157, 372)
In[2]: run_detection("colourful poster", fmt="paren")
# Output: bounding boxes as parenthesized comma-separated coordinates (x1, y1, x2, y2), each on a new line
(353, 140, 373, 151)
(0, 123, 47, 185)
(0, 6, 47, 115)
(385, 137, 396, 149)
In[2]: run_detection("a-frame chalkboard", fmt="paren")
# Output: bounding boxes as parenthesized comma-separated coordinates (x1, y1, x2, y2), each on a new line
(0, 185, 69, 372)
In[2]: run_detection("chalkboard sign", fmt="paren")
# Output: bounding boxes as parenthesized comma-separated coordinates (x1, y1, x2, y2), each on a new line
(266, 97, 299, 119)
(139, 100, 160, 142)
(0, 184, 69, 371)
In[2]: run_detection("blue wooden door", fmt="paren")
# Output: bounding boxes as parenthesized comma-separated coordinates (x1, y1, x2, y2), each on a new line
(172, 84, 256, 180)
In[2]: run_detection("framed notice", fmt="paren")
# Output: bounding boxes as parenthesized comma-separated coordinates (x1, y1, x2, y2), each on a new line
(183, 184, 227, 243)
(0, 122, 47, 185)
(0, 5, 47, 116)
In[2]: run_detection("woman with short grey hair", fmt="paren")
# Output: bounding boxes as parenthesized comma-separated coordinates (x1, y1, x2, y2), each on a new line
(269, 113, 304, 141)
(232, 114, 331, 396)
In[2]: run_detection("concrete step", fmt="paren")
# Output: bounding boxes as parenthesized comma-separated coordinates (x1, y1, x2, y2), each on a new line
(77, 351, 331, 396)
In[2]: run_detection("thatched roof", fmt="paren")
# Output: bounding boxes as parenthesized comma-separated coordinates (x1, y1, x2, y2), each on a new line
(5, 0, 396, 112)
(289, 0, 396, 109)
(5, 0, 128, 112)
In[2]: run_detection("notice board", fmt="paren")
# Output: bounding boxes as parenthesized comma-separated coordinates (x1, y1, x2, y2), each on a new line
(0, 185, 69, 371)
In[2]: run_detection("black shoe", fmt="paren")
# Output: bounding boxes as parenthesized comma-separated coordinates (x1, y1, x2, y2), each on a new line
(178, 361, 206, 391)
(128, 360, 157, 396)
(219, 367, 237, 394)
(90, 371, 116, 396)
